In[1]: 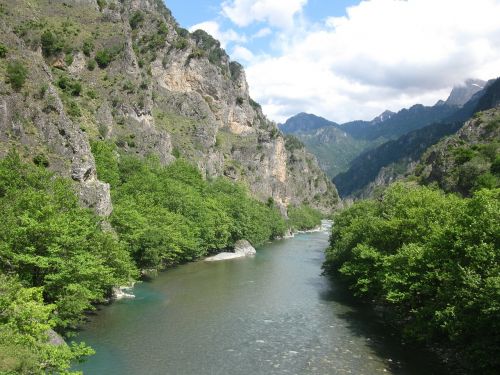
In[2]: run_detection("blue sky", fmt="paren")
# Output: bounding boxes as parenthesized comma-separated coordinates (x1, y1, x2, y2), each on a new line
(163, 1, 500, 123)
(165, 0, 359, 59)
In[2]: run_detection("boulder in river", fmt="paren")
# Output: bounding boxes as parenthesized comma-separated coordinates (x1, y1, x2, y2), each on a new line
(234, 240, 256, 256)
(205, 240, 256, 262)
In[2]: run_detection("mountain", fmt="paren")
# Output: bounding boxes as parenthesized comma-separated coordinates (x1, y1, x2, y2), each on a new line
(279, 98, 463, 178)
(333, 78, 500, 198)
(0, 0, 338, 213)
(445, 78, 486, 106)
(279, 113, 382, 176)
(415, 107, 500, 196)
(341, 103, 459, 140)
(279, 112, 339, 133)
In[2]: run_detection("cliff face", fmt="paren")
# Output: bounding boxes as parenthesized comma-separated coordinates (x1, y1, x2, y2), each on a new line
(0, 0, 338, 214)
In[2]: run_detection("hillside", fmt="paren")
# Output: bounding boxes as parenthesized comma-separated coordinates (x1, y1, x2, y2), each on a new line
(280, 113, 383, 176)
(332, 78, 500, 198)
(0, 0, 338, 214)
(415, 107, 500, 195)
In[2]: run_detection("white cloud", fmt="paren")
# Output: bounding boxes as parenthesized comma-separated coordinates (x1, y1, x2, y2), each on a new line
(243, 0, 500, 123)
(222, 0, 307, 29)
(189, 21, 246, 48)
(252, 27, 272, 39)
(231, 45, 255, 62)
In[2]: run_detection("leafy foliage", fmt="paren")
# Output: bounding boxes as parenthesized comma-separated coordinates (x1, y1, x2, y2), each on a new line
(0, 275, 94, 374)
(129, 11, 144, 30)
(324, 183, 500, 373)
(6, 61, 28, 91)
(0, 43, 7, 58)
(288, 204, 322, 231)
(41, 30, 63, 57)
(0, 152, 136, 330)
(91, 141, 287, 270)
(57, 74, 82, 96)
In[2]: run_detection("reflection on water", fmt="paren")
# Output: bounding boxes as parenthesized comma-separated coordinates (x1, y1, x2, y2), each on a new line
(75, 230, 448, 375)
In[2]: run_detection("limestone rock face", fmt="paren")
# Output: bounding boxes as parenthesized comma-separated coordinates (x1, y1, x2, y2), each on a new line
(0, 0, 339, 215)
(233, 240, 256, 256)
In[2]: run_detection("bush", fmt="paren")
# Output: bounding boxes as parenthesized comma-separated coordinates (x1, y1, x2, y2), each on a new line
(0, 43, 7, 58)
(174, 37, 188, 50)
(87, 59, 96, 71)
(82, 39, 94, 56)
(65, 100, 81, 117)
(95, 50, 112, 68)
(129, 11, 144, 30)
(97, 0, 106, 11)
(57, 74, 82, 96)
(41, 30, 63, 57)
(6, 61, 28, 90)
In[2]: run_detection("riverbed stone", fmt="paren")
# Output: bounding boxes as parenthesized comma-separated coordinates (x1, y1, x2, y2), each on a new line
(205, 239, 256, 261)
(234, 240, 256, 256)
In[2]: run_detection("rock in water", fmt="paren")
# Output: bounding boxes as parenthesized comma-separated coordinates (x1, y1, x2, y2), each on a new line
(234, 240, 256, 256)
(205, 239, 256, 261)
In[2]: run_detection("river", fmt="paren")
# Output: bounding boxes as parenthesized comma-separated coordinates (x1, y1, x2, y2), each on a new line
(75, 227, 447, 375)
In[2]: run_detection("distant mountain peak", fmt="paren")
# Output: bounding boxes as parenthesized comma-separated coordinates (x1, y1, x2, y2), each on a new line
(279, 113, 339, 134)
(371, 110, 395, 124)
(445, 78, 486, 107)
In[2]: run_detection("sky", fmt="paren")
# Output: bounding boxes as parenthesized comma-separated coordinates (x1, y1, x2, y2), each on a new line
(164, 0, 500, 124)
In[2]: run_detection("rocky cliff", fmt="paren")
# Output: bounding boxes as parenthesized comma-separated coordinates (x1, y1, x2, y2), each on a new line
(0, 0, 338, 214)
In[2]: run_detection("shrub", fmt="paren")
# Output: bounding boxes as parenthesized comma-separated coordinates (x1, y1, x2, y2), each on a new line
(129, 11, 144, 30)
(82, 39, 94, 56)
(97, 0, 106, 11)
(285, 134, 305, 152)
(0, 43, 7, 58)
(66, 100, 81, 117)
(32, 154, 49, 167)
(87, 59, 96, 70)
(64, 53, 74, 66)
(57, 75, 82, 96)
(174, 37, 188, 50)
(6, 61, 28, 90)
(40, 30, 62, 57)
(95, 50, 112, 68)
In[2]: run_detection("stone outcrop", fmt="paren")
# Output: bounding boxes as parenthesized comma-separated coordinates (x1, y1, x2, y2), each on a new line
(205, 240, 256, 262)
(0, 0, 339, 215)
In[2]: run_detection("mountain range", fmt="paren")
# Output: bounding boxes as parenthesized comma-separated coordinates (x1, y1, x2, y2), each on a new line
(280, 78, 498, 198)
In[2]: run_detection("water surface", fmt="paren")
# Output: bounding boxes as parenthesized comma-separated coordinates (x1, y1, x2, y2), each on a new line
(75, 230, 447, 375)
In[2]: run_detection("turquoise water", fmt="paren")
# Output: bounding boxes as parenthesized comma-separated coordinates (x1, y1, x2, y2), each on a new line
(75, 231, 447, 375)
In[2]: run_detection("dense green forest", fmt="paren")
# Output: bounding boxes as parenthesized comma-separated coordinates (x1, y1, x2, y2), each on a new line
(324, 183, 499, 373)
(91, 141, 289, 269)
(0, 147, 322, 373)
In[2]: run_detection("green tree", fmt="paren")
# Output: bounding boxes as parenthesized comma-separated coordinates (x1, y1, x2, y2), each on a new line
(6, 61, 28, 90)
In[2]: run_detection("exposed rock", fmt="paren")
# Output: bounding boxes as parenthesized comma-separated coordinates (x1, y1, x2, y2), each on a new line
(112, 286, 135, 299)
(47, 329, 67, 346)
(205, 239, 256, 261)
(234, 240, 256, 256)
(0, 0, 339, 216)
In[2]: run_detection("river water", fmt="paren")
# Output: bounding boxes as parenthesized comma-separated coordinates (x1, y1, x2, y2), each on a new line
(75, 228, 447, 375)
